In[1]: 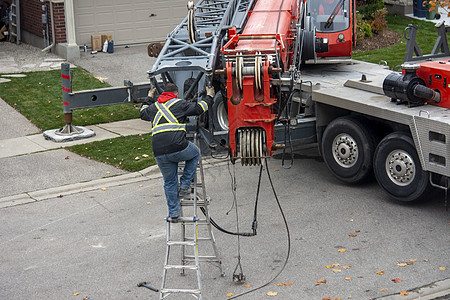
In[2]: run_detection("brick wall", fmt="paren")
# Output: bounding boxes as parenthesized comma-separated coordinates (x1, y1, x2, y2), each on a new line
(52, 2, 66, 43)
(21, 0, 44, 38)
(21, 0, 66, 44)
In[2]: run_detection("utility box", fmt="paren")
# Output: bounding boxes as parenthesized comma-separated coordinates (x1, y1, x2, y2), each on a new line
(91, 34, 102, 51)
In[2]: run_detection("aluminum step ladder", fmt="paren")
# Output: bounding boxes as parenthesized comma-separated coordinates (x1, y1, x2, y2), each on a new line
(160, 155, 223, 300)
(10, 0, 20, 44)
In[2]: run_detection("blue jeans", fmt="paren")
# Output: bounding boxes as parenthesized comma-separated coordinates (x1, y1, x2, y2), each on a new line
(155, 141, 200, 217)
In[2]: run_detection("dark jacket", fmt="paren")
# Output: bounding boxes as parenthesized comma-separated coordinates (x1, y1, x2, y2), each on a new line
(140, 92, 213, 157)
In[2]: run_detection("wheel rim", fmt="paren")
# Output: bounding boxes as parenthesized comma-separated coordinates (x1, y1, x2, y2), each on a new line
(385, 150, 416, 186)
(216, 101, 229, 131)
(332, 133, 358, 168)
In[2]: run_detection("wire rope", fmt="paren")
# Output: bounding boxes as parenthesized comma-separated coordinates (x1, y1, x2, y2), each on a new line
(228, 158, 291, 299)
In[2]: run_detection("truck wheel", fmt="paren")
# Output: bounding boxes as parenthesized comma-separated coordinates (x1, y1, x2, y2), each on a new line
(373, 132, 429, 202)
(212, 92, 228, 131)
(322, 117, 375, 183)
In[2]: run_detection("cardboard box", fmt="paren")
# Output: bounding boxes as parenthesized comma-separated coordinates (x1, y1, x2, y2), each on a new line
(91, 34, 102, 51)
(101, 34, 112, 45)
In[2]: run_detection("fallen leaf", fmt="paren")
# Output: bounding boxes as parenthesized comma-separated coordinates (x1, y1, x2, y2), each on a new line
(267, 291, 278, 296)
(73, 293, 79, 296)
(348, 233, 357, 237)
(400, 291, 409, 296)
(326, 263, 340, 269)
(345, 277, 352, 280)
(106, 171, 110, 174)
(349, 218, 354, 222)
(376, 271, 384, 275)
(322, 298, 331, 300)
(65, 156, 70, 159)
(273, 169, 279, 172)
(226, 292, 234, 297)
(406, 261, 414, 265)
(284, 282, 292, 286)
(392, 278, 402, 283)
(101, 187, 107, 191)
(135, 156, 140, 161)
(338, 249, 346, 253)
(243, 284, 250, 288)
(409, 259, 417, 262)
(146, 201, 152, 205)
(142, 154, 149, 158)
(332, 268, 342, 273)
(397, 263, 408, 267)
(276, 283, 283, 286)
(439, 266, 447, 271)
(423, 259, 429, 262)
(342, 265, 351, 269)
(379, 288, 388, 292)
(316, 279, 327, 286)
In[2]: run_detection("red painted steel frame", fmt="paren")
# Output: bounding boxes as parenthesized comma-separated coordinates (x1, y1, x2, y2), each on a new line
(223, 0, 298, 159)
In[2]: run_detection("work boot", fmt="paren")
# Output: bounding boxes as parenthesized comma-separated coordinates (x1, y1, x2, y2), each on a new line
(178, 188, 191, 199)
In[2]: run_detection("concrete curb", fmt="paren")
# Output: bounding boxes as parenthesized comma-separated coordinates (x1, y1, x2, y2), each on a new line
(374, 277, 450, 300)
(0, 166, 161, 209)
(0, 159, 229, 209)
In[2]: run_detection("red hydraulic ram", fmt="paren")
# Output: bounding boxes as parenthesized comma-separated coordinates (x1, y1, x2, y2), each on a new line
(221, 0, 298, 165)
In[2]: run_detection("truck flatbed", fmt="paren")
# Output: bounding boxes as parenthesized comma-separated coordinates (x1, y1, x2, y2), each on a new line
(304, 60, 450, 178)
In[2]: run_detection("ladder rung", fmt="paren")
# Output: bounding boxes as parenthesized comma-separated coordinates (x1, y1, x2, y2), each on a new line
(184, 237, 212, 241)
(167, 241, 196, 246)
(164, 264, 198, 270)
(180, 201, 208, 207)
(184, 255, 221, 261)
(174, 217, 203, 223)
(161, 288, 201, 294)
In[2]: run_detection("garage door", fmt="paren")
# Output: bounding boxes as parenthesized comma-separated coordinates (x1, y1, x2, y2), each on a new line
(74, 0, 188, 47)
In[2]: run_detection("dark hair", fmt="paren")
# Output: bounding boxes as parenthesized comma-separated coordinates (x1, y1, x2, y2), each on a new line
(164, 83, 178, 93)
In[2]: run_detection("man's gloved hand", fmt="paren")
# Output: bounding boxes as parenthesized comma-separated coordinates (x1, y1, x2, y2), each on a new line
(148, 87, 157, 98)
(206, 86, 215, 98)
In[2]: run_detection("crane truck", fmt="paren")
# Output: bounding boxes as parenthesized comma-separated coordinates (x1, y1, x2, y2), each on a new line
(60, 0, 450, 204)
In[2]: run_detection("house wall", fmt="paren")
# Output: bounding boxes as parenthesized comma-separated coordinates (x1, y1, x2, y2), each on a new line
(20, 0, 66, 47)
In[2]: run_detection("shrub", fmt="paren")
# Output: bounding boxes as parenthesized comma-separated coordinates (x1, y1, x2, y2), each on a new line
(356, 12, 373, 43)
(371, 8, 388, 33)
(357, 0, 385, 20)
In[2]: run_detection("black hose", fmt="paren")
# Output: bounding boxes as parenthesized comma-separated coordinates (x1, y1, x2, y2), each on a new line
(200, 164, 263, 237)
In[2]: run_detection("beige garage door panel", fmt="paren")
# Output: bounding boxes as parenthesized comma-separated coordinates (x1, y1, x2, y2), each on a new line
(75, 0, 188, 47)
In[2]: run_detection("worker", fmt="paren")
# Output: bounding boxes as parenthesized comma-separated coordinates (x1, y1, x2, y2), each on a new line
(140, 83, 215, 223)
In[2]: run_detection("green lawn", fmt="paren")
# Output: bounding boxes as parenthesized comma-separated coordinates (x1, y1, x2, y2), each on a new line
(67, 133, 155, 172)
(352, 15, 439, 69)
(0, 68, 140, 131)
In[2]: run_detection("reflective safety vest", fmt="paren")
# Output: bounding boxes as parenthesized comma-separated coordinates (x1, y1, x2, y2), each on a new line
(151, 98, 186, 136)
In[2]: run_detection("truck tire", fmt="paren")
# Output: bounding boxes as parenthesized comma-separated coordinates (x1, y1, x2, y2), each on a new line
(322, 116, 375, 183)
(212, 92, 228, 131)
(373, 132, 430, 202)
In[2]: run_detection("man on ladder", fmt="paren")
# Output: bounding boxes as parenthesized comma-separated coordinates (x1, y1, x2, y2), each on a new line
(140, 83, 215, 223)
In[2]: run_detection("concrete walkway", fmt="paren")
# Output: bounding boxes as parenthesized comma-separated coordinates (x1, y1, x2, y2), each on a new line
(0, 118, 149, 159)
